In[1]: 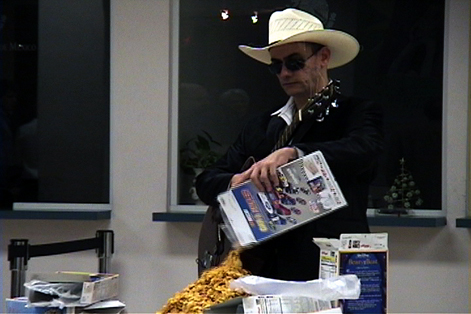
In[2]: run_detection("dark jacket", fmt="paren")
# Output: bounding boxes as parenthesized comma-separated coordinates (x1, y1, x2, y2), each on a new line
(195, 94, 383, 280)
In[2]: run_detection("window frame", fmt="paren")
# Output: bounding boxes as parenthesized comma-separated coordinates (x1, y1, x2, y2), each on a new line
(168, 0, 460, 217)
(2, 0, 111, 212)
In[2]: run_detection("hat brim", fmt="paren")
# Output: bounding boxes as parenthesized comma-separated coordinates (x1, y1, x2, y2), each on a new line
(238, 29, 360, 69)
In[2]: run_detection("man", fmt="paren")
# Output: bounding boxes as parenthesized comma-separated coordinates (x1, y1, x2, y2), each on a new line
(195, 8, 383, 280)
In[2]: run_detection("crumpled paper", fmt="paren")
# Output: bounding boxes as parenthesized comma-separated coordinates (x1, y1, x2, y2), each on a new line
(230, 274, 360, 301)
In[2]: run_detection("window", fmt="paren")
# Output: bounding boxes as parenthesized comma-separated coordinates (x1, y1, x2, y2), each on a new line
(1, 0, 110, 210)
(169, 0, 444, 213)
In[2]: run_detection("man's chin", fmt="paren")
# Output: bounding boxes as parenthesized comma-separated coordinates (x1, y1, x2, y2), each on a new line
(284, 89, 305, 98)
(282, 86, 302, 96)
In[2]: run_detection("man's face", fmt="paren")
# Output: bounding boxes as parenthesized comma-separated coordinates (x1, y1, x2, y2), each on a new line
(269, 42, 329, 99)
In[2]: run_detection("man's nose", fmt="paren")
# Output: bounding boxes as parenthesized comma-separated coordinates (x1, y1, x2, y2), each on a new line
(279, 63, 292, 76)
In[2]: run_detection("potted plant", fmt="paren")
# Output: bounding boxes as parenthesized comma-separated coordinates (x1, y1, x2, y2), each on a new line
(180, 130, 222, 175)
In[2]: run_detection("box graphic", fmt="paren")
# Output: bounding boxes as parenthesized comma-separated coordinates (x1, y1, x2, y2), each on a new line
(218, 151, 347, 247)
(314, 233, 388, 314)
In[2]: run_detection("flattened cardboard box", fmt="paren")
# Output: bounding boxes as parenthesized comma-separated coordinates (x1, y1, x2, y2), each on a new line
(80, 274, 119, 305)
(27, 273, 119, 306)
(203, 296, 341, 314)
(313, 233, 388, 314)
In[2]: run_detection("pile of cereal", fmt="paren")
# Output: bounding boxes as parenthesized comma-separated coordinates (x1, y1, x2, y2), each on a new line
(158, 250, 250, 314)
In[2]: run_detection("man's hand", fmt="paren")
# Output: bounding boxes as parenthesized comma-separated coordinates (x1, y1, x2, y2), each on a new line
(230, 147, 297, 191)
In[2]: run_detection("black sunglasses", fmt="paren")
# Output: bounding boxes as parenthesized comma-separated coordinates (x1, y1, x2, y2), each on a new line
(268, 50, 318, 75)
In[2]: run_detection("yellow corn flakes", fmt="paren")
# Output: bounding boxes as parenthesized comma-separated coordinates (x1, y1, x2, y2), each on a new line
(158, 250, 249, 314)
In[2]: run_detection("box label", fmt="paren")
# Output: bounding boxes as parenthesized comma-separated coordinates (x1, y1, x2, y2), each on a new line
(340, 252, 387, 314)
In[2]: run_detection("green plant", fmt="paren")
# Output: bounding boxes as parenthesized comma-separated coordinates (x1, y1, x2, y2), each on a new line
(379, 158, 423, 216)
(180, 130, 222, 174)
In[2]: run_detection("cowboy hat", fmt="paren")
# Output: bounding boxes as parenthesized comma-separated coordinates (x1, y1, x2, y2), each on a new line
(238, 8, 360, 69)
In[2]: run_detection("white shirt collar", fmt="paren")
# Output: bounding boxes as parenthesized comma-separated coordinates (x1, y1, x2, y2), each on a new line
(271, 97, 295, 125)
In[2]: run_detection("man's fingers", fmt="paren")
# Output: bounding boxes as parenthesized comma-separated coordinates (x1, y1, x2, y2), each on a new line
(233, 149, 295, 190)
(231, 170, 252, 187)
(249, 167, 264, 191)
(259, 166, 272, 192)
(249, 164, 276, 192)
(269, 165, 279, 187)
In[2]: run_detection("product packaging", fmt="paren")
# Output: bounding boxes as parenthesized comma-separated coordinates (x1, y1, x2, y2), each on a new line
(313, 233, 388, 314)
(205, 275, 360, 314)
(25, 272, 119, 308)
(218, 150, 347, 248)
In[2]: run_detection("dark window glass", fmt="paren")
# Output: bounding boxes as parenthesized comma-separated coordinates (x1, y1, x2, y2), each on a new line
(1, 0, 110, 209)
(176, 0, 443, 211)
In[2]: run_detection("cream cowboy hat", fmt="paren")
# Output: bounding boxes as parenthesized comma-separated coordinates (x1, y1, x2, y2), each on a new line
(238, 8, 360, 69)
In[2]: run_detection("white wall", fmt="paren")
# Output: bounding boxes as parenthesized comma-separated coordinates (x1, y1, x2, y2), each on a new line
(1, 0, 470, 313)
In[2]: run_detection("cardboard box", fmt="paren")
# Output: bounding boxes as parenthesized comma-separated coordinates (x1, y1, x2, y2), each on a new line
(77, 274, 119, 305)
(203, 296, 339, 314)
(27, 273, 119, 306)
(242, 295, 332, 314)
(313, 233, 388, 314)
(218, 151, 347, 247)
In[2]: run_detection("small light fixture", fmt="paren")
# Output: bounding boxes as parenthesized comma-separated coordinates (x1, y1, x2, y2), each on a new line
(220, 9, 229, 20)
(251, 11, 258, 24)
